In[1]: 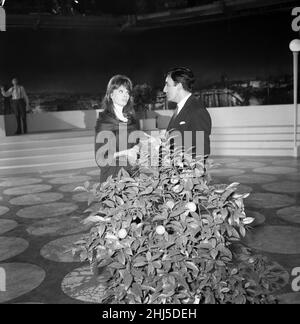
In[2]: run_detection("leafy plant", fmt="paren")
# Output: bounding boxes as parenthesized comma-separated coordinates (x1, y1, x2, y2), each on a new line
(74, 133, 287, 304)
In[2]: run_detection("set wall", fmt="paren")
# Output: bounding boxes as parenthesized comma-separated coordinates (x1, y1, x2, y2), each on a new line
(209, 105, 300, 156)
(1, 109, 102, 135)
(1, 104, 299, 156)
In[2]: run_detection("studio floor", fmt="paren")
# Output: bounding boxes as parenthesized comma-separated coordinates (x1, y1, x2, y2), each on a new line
(1, 156, 300, 304)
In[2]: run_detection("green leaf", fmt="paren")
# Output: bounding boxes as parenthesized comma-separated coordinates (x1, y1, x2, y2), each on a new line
(198, 242, 212, 249)
(161, 289, 175, 298)
(74, 186, 87, 192)
(82, 215, 105, 224)
(152, 179, 160, 189)
(115, 196, 125, 206)
(152, 261, 162, 269)
(140, 186, 154, 195)
(152, 253, 163, 261)
(172, 255, 184, 262)
(170, 207, 187, 217)
(153, 215, 168, 222)
(134, 261, 147, 268)
(105, 233, 118, 240)
(220, 287, 230, 293)
(124, 247, 133, 256)
(117, 252, 126, 265)
(186, 261, 199, 273)
(109, 262, 125, 269)
(149, 291, 162, 304)
(147, 263, 155, 276)
(210, 238, 217, 249)
(131, 283, 143, 298)
(103, 200, 115, 208)
(210, 249, 218, 260)
(119, 168, 130, 178)
(231, 227, 240, 239)
(163, 261, 172, 272)
(146, 251, 152, 262)
(226, 182, 240, 190)
(184, 178, 194, 191)
(84, 202, 102, 214)
(141, 285, 156, 293)
(217, 245, 233, 259)
(240, 226, 246, 237)
(243, 217, 255, 225)
(191, 212, 200, 220)
(164, 232, 169, 241)
(124, 271, 133, 290)
(97, 224, 106, 237)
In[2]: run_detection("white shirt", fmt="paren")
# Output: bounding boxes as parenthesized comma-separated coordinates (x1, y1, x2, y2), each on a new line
(3, 85, 27, 100)
(176, 93, 192, 115)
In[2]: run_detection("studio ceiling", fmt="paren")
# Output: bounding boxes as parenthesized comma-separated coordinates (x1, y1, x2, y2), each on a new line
(2, 0, 299, 30)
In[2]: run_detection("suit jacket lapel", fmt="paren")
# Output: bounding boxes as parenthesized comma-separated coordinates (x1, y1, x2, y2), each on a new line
(168, 95, 195, 130)
(178, 95, 194, 118)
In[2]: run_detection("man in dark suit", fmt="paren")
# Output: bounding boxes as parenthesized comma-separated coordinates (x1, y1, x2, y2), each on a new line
(163, 67, 212, 160)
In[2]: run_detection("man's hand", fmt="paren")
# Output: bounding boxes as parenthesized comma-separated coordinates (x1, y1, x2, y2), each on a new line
(26, 106, 34, 114)
(113, 145, 140, 166)
(127, 146, 139, 166)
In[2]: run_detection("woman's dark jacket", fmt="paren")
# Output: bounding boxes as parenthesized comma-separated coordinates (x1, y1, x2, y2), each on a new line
(95, 110, 139, 181)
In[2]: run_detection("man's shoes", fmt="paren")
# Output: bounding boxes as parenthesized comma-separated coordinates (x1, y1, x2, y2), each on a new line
(15, 130, 21, 135)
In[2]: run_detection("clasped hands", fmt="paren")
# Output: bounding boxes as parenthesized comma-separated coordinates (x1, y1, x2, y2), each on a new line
(113, 145, 140, 166)
(113, 133, 162, 166)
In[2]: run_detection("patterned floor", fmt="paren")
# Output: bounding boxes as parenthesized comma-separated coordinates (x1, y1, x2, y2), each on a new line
(0, 156, 300, 304)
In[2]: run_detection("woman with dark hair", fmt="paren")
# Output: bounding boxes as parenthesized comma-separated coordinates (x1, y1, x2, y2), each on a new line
(95, 75, 140, 182)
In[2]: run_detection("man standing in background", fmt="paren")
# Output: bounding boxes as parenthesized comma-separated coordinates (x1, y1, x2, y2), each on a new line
(1, 78, 31, 135)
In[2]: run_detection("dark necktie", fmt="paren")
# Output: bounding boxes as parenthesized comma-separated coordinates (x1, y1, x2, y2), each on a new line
(167, 105, 179, 131)
(174, 105, 179, 118)
(170, 105, 179, 125)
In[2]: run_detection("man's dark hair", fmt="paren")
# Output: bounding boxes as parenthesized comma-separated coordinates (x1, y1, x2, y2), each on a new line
(166, 67, 195, 92)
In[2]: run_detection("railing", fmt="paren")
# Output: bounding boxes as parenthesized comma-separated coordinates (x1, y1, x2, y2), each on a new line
(200, 90, 243, 108)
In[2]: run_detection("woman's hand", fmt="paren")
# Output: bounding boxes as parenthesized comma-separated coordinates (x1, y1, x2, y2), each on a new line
(127, 146, 139, 166)
(139, 133, 161, 155)
(113, 145, 140, 166)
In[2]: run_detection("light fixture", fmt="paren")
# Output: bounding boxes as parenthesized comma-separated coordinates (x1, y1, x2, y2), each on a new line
(289, 39, 300, 52)
(289, 39, 300, 157)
